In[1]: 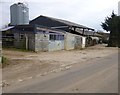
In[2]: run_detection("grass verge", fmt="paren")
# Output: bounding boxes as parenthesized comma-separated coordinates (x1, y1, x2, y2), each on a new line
(2, 56, 9, 68)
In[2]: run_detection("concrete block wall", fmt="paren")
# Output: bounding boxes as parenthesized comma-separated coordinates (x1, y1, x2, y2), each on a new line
(35, 32, 65, 52)
(49, 40, 64, 51)
(75, 35, 86, 49)
(74, 36, 82, 49)
(14, 32, 35, 51)
(14, 33, 26, 49)
(81, 37, 86, 48)
(28, 34, 35, 51)
(65, 33, 86, 50)
(14, 30, 86, 52)
(65, 33, 75, 50)
(35, 32, 49, 52)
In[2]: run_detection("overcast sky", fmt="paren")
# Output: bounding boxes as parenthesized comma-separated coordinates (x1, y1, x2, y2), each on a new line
(0, 0, 120, 31)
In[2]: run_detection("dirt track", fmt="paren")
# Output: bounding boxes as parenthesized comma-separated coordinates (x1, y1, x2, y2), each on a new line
(2, 44, 118, 87)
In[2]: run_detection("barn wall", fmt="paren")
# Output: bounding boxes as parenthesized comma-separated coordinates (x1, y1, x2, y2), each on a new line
(35, 32, 49, 52)
(65, 33, 75, 50)
(74, 36, 82, 49)
(65, 33, 86, 50)
(49, 40, 64, 51)
(81, 37, 86, 48)
(28, 34, 35, 51)
(14, 32, 35, 51)
(14, 29, 86, 52)
(14, 33, 26, 49)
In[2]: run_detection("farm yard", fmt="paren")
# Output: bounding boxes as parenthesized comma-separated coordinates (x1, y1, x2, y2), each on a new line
(2, 44, 118, 88)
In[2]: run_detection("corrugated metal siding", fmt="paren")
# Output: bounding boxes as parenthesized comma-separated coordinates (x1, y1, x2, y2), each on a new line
(10, 4, 18, 25)
(10, 3, 29, 25)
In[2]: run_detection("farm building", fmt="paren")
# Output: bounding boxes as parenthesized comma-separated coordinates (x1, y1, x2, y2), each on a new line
(13, 25, 65, 52)
(29, 15, 101, 47)
(11, 24, 87, 52)
(29, 15, 95, 35)
(2, 2, 102, 53)
(2, 16, 101, 52)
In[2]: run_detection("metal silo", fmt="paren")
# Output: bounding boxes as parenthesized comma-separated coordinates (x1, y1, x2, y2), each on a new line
(10, 2, 29, 25)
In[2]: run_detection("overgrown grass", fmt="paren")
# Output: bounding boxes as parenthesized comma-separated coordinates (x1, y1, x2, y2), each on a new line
(2, 56, 9, 68)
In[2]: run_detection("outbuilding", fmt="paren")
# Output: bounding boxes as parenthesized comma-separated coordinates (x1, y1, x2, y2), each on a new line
(2, 15, 100, 52)
(13, 25, 65, 52)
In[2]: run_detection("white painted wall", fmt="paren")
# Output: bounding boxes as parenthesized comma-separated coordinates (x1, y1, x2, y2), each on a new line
(81, 37, 86, 48)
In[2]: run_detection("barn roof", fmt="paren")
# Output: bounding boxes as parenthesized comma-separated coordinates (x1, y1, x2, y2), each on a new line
(12, 24, 66, 34)
(30, 15, 94, 31)
(0, 26, 15, 31)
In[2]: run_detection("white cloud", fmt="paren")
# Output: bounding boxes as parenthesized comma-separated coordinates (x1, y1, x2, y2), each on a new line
(0, 0, 120, 30)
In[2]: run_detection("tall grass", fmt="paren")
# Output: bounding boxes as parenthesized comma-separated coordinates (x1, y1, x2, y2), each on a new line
(2, 56, 9, 68)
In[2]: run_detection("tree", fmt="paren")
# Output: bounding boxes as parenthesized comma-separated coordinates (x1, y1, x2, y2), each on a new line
(101, 12, 120, 47)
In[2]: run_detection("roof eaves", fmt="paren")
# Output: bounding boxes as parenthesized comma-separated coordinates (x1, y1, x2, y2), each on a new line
(0, 26, 15, 31)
